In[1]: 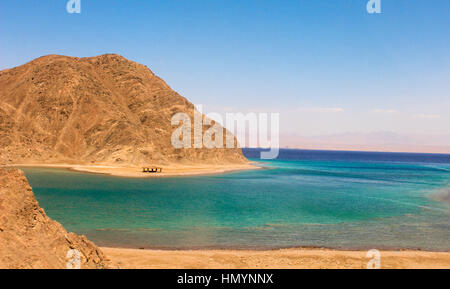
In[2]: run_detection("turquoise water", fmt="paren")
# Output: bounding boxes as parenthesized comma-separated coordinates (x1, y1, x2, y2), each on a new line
(22, 150, 450, 251)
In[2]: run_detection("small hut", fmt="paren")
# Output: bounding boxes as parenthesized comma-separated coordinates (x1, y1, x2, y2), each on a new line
(142, 167, 163, 173)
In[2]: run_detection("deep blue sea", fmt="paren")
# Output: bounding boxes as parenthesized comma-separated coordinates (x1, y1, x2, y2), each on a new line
(22, 149, 450, 251)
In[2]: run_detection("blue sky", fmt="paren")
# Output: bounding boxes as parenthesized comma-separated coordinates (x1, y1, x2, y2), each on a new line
(1, 1, 449, 148)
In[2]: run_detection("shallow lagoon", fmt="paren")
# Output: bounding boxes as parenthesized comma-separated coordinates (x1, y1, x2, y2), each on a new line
(23, 149, 450, 250)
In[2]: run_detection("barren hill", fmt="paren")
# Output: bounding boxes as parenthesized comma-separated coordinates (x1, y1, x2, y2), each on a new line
(0, 54, 246, 166)
(0, 168, 111, 269)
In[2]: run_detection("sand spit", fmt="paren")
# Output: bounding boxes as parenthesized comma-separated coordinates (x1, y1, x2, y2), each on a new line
(2, 162, 261, 178)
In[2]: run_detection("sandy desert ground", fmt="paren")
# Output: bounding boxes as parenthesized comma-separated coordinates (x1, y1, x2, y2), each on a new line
(102, 247, 450, 269)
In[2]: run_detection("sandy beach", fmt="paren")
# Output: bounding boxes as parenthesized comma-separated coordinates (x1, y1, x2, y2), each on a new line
(2, 163, 261, 178)
(102, 247, 450, 269)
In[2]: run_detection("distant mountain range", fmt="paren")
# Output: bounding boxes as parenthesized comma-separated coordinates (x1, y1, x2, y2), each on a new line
(280, 132, 450, 154)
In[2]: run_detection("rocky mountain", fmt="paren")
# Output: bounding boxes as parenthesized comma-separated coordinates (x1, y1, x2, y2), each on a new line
(0, 54, 246, 165)
(0, 168, 111, 269)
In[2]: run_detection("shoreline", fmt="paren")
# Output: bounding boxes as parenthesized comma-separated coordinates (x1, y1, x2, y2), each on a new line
(102, 247, 450, 269)
(94, 243, 450, 253)
(1, 162, 263, 178)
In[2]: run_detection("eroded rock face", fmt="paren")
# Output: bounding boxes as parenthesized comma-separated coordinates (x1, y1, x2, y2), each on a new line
(0, 168, 111, 269)
(0, 54, 247, 166)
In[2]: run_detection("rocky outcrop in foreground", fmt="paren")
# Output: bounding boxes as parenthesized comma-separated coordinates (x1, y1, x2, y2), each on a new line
(0, 168, 111, 269)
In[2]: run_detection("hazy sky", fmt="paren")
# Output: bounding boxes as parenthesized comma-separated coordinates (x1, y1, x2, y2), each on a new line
(1, 0, 449, 141)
